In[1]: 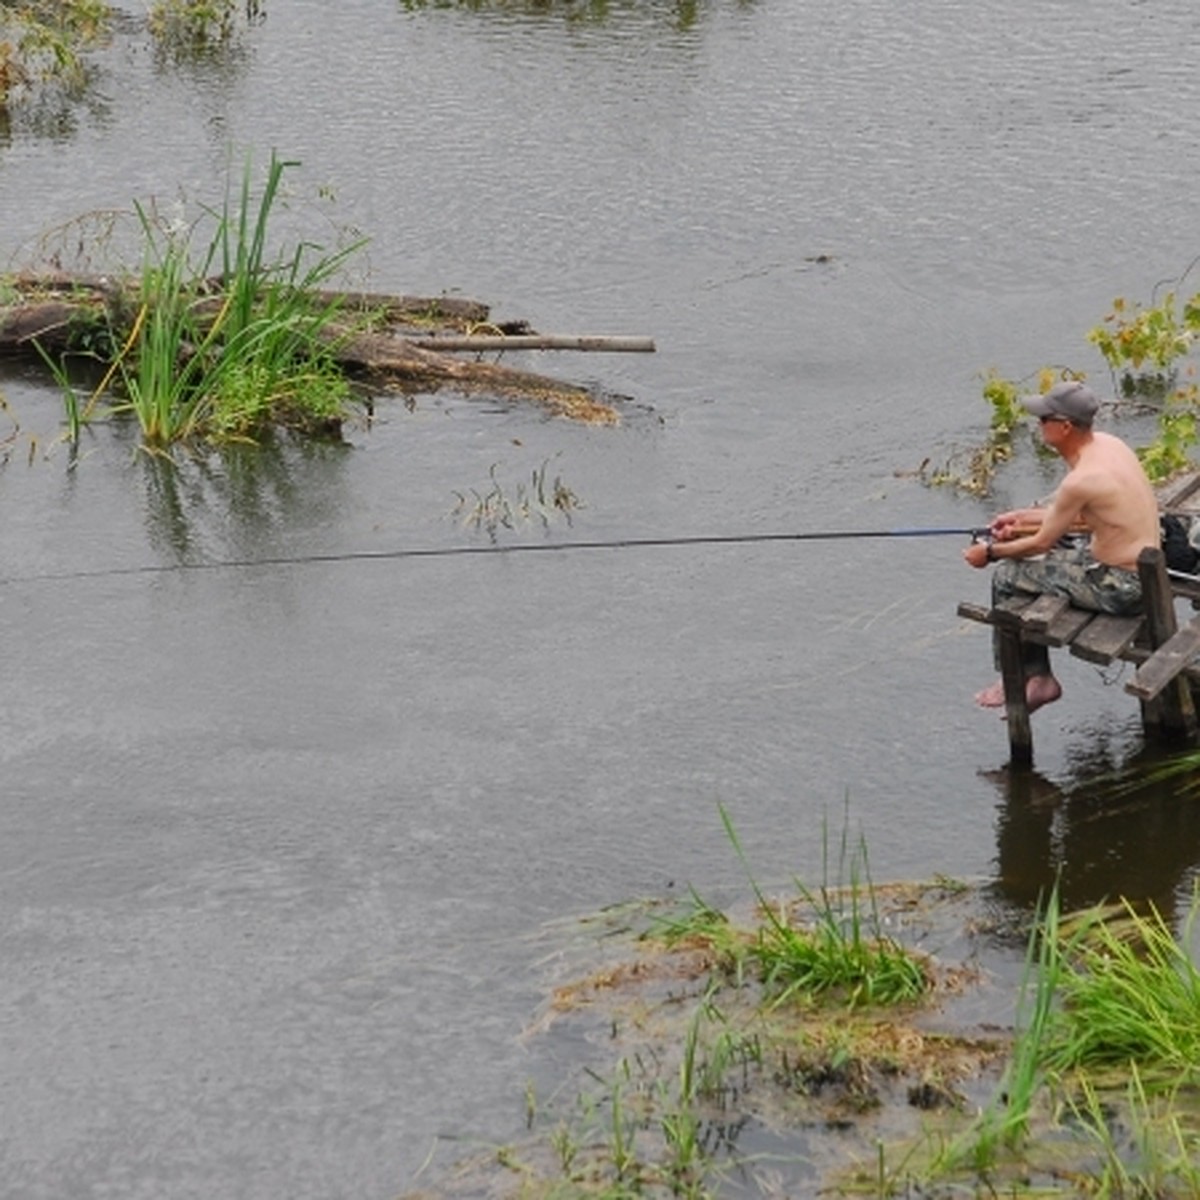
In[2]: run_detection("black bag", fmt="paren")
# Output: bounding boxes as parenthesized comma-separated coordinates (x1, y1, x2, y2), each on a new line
(1160, 513, 1200, 574)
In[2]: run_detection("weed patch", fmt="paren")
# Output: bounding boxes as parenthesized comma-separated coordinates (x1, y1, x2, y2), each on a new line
(411, 826, 1200, 1198)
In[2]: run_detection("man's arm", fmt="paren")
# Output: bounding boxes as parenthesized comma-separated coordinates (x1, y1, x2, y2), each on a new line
(992, 477, 1088, 560)
(963, 481, 1089, 570)
(990, 505, 1049, 538)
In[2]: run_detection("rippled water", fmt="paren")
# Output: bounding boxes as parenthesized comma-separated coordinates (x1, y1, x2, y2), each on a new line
(4, 1, 1200, 1195)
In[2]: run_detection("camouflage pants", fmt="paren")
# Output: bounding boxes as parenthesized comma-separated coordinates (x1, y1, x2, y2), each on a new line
(991, 543, 1142, 675)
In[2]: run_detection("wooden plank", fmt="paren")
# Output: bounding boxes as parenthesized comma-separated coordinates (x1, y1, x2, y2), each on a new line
(956, 601, 993, 624)
(992, 596, 1035, 626)
(1020, 593, 1071, 632)
(1126, 619, 1200, 700)
(958, 595, 1096, 647)
(956, 596, 1034, 626)
(1157, 470, 1200, 511)
(1069, 614, 1145, 664)
(1042, 606, 1095, 647)
(1124, 643, 1200, 684)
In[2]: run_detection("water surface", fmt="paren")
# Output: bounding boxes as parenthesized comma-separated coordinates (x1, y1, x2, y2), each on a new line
(3, 2, 1200, 1195)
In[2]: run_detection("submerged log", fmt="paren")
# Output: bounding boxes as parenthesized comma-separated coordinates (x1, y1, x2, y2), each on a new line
(0, 300, 87, 348)
(0, 274, 646, 425)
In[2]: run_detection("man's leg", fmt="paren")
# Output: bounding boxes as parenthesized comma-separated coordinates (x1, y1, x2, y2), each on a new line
(976, 546, 1141, 710)
(977, 556, 1064, 711)
(976, 641, 1060, 710)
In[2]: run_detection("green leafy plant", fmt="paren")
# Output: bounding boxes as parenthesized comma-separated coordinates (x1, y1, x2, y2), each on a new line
(980, 368, 1025, 435)
(923, 367, 1075, 494)
(147, 0, 262, 52)
(653, 807, 932, 1011)
(1088, 291, 1199, 395)
(928, 268, 1200, 493)
(1084, 284, 1200, 479)
(0, 0, 108, 107)
(31, 336, 89, 453)
(1137, 385, 1199, 482)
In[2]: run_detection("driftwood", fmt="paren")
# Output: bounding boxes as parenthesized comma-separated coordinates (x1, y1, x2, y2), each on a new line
(0, 273, 651, 425)
(406, 334, 656, 353)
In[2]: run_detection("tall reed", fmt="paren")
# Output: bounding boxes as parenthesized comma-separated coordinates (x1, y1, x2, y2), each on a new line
(90, 152, 364, 448)
(719, 804, 929, 1009)
(946, 884, 1066, 1177)
(1042, 893, 1200, 1079)
(926, 886, 1200, 1193)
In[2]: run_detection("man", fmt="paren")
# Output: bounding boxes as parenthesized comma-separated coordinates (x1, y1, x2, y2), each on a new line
(963, 379, 1160, 712)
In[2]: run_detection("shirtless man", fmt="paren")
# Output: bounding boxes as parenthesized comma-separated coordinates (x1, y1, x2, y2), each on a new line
(963, 379, 1160, 712)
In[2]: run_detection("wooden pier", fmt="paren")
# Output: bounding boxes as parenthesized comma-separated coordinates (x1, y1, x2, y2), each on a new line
(957, 471, 1200, 766)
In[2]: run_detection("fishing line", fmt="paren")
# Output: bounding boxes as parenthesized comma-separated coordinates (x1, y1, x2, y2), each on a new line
(0, 525, 983, 587)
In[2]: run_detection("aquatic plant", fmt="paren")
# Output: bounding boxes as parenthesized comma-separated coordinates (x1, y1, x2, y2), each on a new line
(925, 262, 1200, 493)
(503, 993, 762, 1199)
(452, 458, 582, 535)
(654, 807, 931, 1013)
(920, 366, 1075, 495)
(722, 804, 931, 1009)
(652, 877, 1200, 1196)
(653, 809, 934, 1016)
(909, 886, 1200, 1196)
(1066, 1066, 1200, 1197)
(58, 152, 364, 448)
(418, 829, 1200, 1197)
(1082, 282, 1200, 480)
(1041, 894, 1200, 1079)
(937, 884, 1065, 1178)
(0, 388, 21, 466)
(1088, 290, 1200, 395)
(0, 0, 108, 108)
(147, 0, 262, 51)
(1136, 383, 1200, 482)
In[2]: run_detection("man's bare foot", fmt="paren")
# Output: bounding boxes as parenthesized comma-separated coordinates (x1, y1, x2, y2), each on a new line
(974, 680, 1006, 707)
(974, 675, 1062, 712)
(1024, 674, 1062, 713)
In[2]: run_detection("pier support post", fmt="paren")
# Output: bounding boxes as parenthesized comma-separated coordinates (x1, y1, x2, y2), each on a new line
(995, 617, 1033, 768)
(1137, 546, 1197, 742)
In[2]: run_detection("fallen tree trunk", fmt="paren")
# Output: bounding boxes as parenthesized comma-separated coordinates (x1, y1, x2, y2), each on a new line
(326, 327, 622, 424)
(0, 300, 89, 349)
(0, 273, 647, 425)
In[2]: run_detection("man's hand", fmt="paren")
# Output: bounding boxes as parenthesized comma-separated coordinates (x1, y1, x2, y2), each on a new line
(963, 541, 992, 569)
(991, 508, 1043, 541)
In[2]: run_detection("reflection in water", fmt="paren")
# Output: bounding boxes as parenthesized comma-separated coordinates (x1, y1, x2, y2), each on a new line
(0, 75, 110, 146)
(987, 742, 1200, 927)
(139, 435, 352, 565)
(397, 0, 734, 33)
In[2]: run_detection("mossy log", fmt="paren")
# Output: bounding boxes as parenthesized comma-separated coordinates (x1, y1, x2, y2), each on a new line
(0, 273, 636, 425)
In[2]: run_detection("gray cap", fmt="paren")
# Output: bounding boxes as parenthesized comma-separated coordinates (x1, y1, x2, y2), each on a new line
(1023, 380, 1099, 426)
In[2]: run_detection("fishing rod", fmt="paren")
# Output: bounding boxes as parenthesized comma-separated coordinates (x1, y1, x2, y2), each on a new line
(0, 525, 985, 587)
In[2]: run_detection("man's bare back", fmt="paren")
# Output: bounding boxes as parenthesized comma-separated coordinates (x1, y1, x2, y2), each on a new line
(1056, 430, 1160, 570)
